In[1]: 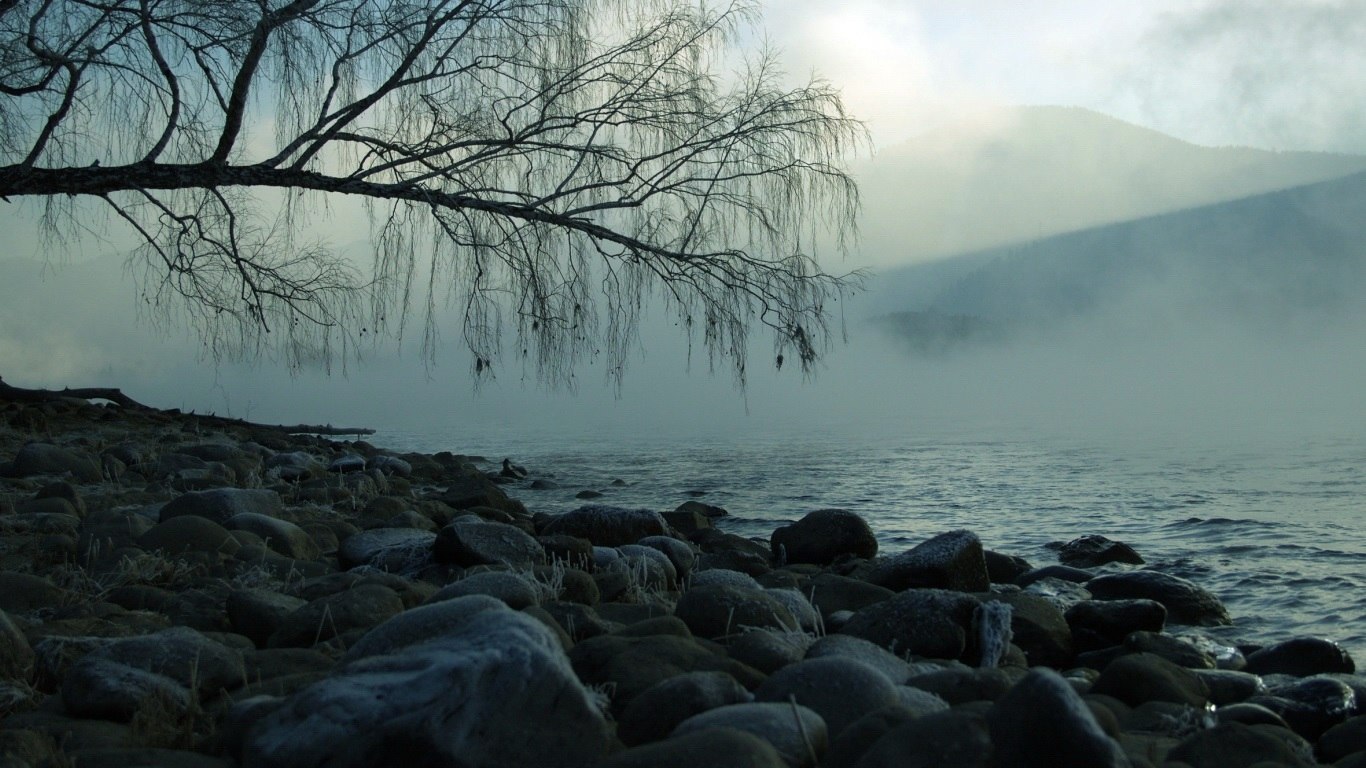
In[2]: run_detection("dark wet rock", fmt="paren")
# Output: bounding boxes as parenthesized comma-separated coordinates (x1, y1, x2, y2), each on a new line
(727, 628, 813, 674)
(770, 509, 877, 566)
(1022, 576, 1093, 613)
(1166, 722, 1316, 768)
(159, 488, 284, 525)
(1245, 637, 1355, 677)
(987, 590, 1074, 668)
(804, 634, 912, 685)
(691, 529, 773, 570)
(601, 727, 787, 768)
(1316, 714, 1366, 763)
(840, 588, 980, 661)
(575, 489, 604, 499)
(906, 666, 1019, 705)
(1215, 701, 1290, 728)
(985, 550, 1033, 584)
(1086, 571, 1231, 627)
(1123, 631, 1217, 669)
(1016, 564, 1096, 587)
(822, 705, 928, 768)
(227, 589, 309, 648)
(541, 505, 668, 547)
(676, 500, 728, 518)
(245, 601, 611, 768)
(137, 515, 241, 557)
(674, 703, 827, 767)
(430, 571, 540, 609)
(802, 573, 895, 618)
(866, 530, 988, 593)
(433, 474, 525, 516)
(989, 668, 1131, 768)
(1193, 669, 1266, 706)
(12, 442, 102, 482)
(568, 632, 765, 716)
(0, 609, 34, 680)
(662, 505, 716, 535)
(755, 656, 901, 739)
(61, 655, 193, 721)
(1090, 652, 1211, 708)
(617, 670, 754, 747)
(433, 518, 544, 569)
(857, 710, 993, 768)
(224, 513, 319, 560)
(1066, 599, 1167, 653)
(1057, 535, 1145, 569)
(1250, 676, 1357, 740)
(268, 583, 405, 648)
(337, 527, 435, 572)
(0, 571, 76, 614)
(674, 583, 798, 640)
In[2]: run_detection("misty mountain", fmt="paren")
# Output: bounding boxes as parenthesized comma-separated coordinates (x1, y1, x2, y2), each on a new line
(867, 169, 1366, 354)
(857, 106, 1366, 264)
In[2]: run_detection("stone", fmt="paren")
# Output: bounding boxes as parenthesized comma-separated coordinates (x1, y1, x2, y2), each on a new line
(804, 635, 912, 685)
(637, 535, 698, 581)
(615, 544, 679, 591)
(336, 528, 435, 572)
(673, 702, 828, 768)
(802, 573, 894, 618)
(1316, 715, 1366, 763)
(342, 595, 506, 661)
(1085, 571, 1231, 627)
(1251, 676, 1356, 740)
(538, 534, 595, 570)
(433, 518, 544, 569)
(159, 489, 284, 525)
(429, 571, 541, 609)
(617, 671, 755, 746)
(1090, 652, 1211, 708)
(840, 588, 980, 661)
(1065, 599, 1167, 653)
(137, 515, 241, 557)
(80, 626, 246, 696)
(541, 602, 616, 641)
(856, 710, 993, 768)
(1016, 564, 1096, 587)
(433, 474, 523, 515)
(245, 603, 612, 768)
(541, 505, 668, 547)
(1056, 535, 1145, 568)
(601, 727, 787, 768)
(35, 481, 85, 516)
(1022, 576, 1093, 612)
(264, 451, 325, 481)
(1, 710, 137, 752)
(56, 748, 231, 768)
(727, 628, 813, 675)
(227, 589, 309, 648)
(691, 569, 764, 591)
(985, 550, 1033, 584)
(763, 588, 821, 633)
(866, 530, 988, 593)
(986, 590, 1074, 668)
(674, 583, 799, 640)
(569, 632, 765, 715)
(822, 705, 928, 768)
(1215, 702, 1291, 728)
(11, 442, 102, 482)
(60, 655, 193, 721)
(905, 666, 1018, 705)
(1192, 669, 1266, 706)
(1245, 637, 1355, 677)
(989, 668, 1131, 768)
(0, 609, 35, 680)
(770, 509, 878, 566)
(755, 657, 901, 739)
(366, 455, 413, 477)
(268, 584, 405, 648)
(1124, 631, 1216, 669)
(1166, 722, 1316, 768)
(224, 513, 319, 560)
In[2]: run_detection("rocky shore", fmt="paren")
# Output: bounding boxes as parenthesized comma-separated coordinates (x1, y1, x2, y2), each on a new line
(0, 397, 1362, 768)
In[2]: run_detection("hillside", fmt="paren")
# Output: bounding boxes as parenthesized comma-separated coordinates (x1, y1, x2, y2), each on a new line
(856, 106, 1366, 264)
(867, 169, 1366, 353)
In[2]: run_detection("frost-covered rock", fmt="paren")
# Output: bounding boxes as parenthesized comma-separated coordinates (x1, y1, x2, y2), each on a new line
(805, 635, 912, 685)
(61, 656, 192, 722)
(433, 518, 544, 569)
(337, 528, 435, 573)
(674, 583, 798, 640)
(159, 488, 284, 525)
(540, 505, 667, 547)
(637, 536, 698, 581)
(11, 442, 102, 482)
(224, 513, 319, 560)
(867, 530, 989, 593)
(755, 657, 901, 739)
(430, 571, 541, 609)
(840, 589, 981, 661)
(770, 509, 877, 566)
(244, 599, 611, 768)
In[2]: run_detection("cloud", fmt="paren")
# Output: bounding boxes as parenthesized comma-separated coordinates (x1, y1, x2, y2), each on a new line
(1116, 0, 1366, 152)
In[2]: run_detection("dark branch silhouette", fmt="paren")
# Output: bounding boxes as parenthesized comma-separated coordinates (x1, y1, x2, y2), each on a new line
(0, 0, 866, 388)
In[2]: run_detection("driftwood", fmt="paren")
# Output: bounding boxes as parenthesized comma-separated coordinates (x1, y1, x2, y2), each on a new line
(0, 376, 375, 436)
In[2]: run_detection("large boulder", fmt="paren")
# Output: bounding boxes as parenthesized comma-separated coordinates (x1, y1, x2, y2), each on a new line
(244, 599, 612, 768)
(433, 518, 544, 569)
(988, 668, 1131, 768)
(770, 509, 877, 566)
(1085, 571, 1231, 626)
(866, 530, 988, 593)
(159, 489, 284, 525)
(840, 589, 980, 661)
(541, 506, 667, 547)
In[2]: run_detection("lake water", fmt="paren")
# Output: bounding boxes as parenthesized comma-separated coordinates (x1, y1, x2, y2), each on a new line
(381, 423, 1366, 657)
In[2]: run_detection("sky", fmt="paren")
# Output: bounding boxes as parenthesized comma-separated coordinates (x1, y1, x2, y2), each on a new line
(763, 0, 1366, 153)
(3, 0, 1366, 441)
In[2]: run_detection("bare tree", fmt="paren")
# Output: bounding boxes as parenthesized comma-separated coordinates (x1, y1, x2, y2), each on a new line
(0, 0, 865, 388)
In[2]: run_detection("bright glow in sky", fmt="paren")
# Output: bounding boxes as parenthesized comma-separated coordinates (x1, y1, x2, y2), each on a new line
(763, 0, 1366, 153)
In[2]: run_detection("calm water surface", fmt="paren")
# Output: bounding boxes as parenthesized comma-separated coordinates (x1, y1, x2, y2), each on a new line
(381, 423, 1366, 656)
